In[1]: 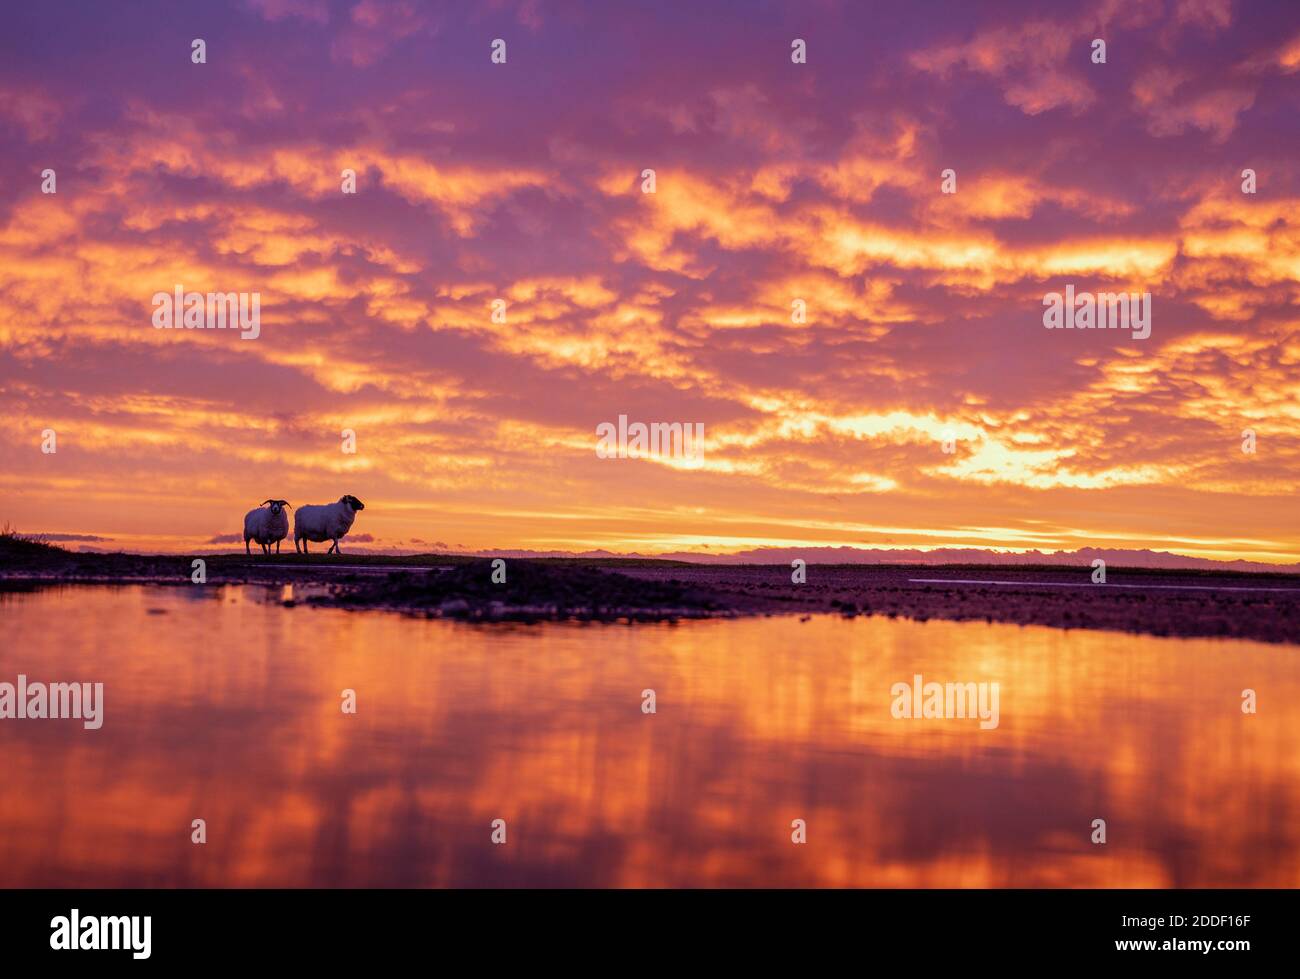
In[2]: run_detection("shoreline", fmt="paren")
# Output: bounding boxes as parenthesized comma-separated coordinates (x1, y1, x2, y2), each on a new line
(3, 542, 1298, 642)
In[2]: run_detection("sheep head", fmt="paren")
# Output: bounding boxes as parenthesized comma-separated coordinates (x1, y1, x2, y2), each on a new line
(341, 494, 365, 511)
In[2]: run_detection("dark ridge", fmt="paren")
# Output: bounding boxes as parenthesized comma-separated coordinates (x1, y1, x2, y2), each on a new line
(313, 559, 737, 621)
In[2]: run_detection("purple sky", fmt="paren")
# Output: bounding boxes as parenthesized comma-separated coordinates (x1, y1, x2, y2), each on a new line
(1, 0, 1298, 562)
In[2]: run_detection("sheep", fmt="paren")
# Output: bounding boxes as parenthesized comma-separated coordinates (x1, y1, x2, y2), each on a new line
(293, 495, 365, 555)
(243, 500, 291, 555)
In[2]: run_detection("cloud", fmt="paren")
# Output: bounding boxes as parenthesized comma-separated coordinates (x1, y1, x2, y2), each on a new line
(909, 21, 1096, 115)
(1174, 0, 1233, 31)
(1131, 66, 1255, 141)
(244, 0, 330, 25)
(27, 533, 111, 542)
(0, 0, 1296, 566)
(330, 0, 438, 67)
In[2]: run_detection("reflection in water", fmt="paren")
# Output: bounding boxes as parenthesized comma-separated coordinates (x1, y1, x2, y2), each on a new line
(1, 584, 1297, 887)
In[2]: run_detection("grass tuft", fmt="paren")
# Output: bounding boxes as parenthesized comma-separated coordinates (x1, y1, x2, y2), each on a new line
(0, 522, 64, 554)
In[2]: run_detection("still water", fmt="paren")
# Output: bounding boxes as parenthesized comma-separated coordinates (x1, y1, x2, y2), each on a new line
(1, 584, 1297, 887)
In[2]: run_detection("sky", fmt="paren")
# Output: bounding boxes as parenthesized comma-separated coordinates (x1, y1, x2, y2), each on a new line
(0, 0, 1297, 562)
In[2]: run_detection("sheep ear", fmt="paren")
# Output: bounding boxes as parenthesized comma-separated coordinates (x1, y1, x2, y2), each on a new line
(261, 499, 274, 507)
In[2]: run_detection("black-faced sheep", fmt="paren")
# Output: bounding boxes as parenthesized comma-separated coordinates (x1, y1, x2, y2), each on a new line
(243, 500, 291, 555)
(293, 495, 365, 554)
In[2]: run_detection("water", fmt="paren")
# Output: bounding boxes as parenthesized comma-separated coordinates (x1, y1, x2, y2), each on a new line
(1, 583, 1296, 887)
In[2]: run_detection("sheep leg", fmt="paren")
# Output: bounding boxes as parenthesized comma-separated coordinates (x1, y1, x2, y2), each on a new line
(245, 537, 251, 555)
(276, 540, 281, 554)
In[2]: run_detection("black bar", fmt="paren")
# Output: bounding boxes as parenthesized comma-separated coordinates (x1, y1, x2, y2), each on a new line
(0, 888, 1287, 966)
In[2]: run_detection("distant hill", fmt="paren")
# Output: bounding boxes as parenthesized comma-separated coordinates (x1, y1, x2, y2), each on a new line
(347, 544, 1299, 573)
